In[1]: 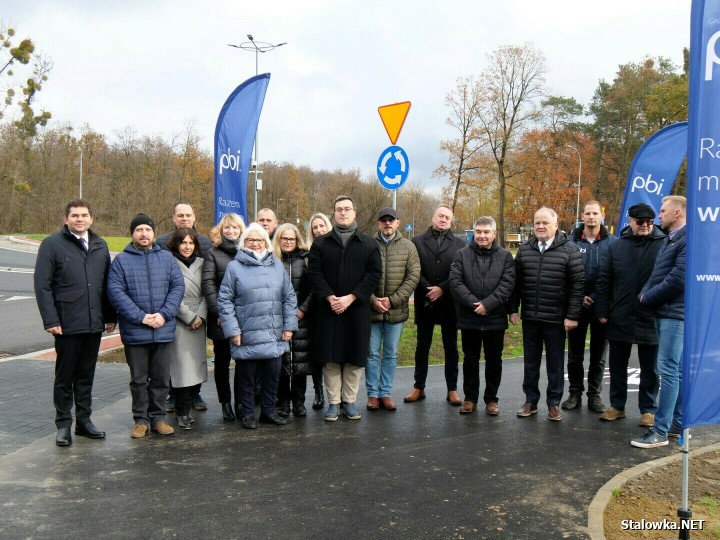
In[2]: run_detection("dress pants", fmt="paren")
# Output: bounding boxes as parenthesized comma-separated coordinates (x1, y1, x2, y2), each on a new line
(608, 340, 659, 414)
(212, 338, 240, 405)
(323, 362, 363, 404)
(460, 329, 504, 404)
(413, 317, 459, 391)
(566, 308, 607, 397)
(521, 320, 566, 406)
(236, 357, 281, 417)
(53, 333, 102, 428)
(277, 373, 308, 405)
(125, 343, 173, 427)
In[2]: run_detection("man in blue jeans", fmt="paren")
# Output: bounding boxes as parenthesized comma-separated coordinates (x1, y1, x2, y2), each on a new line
(632, 195, 686, 448)
(366, 208, 420, 411)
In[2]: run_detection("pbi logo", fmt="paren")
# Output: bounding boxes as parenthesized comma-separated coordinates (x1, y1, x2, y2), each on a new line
(631, 173, 664, 195)
(219, 148, 242, 175)
(706, 30, 720, 81)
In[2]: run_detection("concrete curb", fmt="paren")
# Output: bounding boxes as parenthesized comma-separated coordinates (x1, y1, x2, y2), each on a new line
(588, 440, 720, 539)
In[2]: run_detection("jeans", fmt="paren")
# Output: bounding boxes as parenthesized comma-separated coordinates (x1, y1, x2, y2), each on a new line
(608, 340, 659, 414)
(652, 319, 684, 437)
(124, 343, 173, 427)
(236, 357, 281, 418)
(521, 321, 566, 406)
(566, 308, 607, 397)
(366, 321, 404, 398)
(460, 329, 504, 404)
(413, 317, 459, 391)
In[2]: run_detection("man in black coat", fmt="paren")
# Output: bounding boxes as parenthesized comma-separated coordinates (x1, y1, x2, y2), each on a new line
(509, 207, 585, 422)
(449, 217, 515, 416)
(308, 196, 382, 422)
(34, 199, 117, 447)
(595, 203, 666, 428)
(403, 204, 465, 406)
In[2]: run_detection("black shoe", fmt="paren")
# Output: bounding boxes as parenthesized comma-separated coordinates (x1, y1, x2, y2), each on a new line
(277, 401, 291, 417)
(165, 396, 175, 413)
(75, 421, 106, 439)
(259, 412, 288, 425)
(192, 395, 208, 411)
(56, 427, 72, 447)
(312, 389, 324, 410)
(587, 395, 607, 413)
(293, 403, 307, 417)
(241, 415, 257, 429)
(561, 393, 582, 410)
(222, 403, 236, 421)
(177, 415, 192, 430)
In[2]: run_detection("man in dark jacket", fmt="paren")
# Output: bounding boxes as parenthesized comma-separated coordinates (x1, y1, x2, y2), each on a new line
(450, 217, 515, 416)
(308, 196, 382, 422)
(156, 202, 210, 411)
(403, 204, 465, 406)
(108, 213, 184, 439)
(509, 207, 585, 421)
(365, 207, 420, 412)
(34, 199, 117, 447)
(562, 201, 616, 414)
(632, 196, 686, 448)
(595, 203, 666, 427)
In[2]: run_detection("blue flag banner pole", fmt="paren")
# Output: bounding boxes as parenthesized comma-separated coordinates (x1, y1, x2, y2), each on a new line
(214, 73, 271, 225)
(685, 0, 720, 430)
(616, 122, 688, 235)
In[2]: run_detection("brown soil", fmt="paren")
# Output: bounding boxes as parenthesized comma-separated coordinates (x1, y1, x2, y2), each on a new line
(604, 449, 720, 539)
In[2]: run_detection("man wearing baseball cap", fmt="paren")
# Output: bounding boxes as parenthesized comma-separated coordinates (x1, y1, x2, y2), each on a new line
(365, 207, 420, 411)
(595, 203, 666, 427)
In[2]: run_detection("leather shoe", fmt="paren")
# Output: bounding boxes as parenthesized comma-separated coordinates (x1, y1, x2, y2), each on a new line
(259, 412, 288, 425)
(516, 402, 538, 417)
(446, 390, 462, 406)
(222, 403, 235, 421)
(241, 415, 257, 429)
(548, 405, 562, 421)
(486, 402, 500, 416)
(459, 401, 477, 414)
(561, 393, 581, 410)
(312, 389, 324, 410)
(379, 397, 397, 411)
(75, 421, 106, 439)
(403, 388, 426, 402)
(56, 427, 72, 447)
(366, 397, 379, 410)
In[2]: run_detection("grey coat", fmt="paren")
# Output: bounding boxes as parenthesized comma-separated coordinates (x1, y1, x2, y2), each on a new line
(170, 258, 208, 387)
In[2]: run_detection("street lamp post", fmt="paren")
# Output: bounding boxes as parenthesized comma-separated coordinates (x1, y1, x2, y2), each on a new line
(79, 148, 83, 199)
(228, 35, 286, 222)
(565, 144, 582, 226)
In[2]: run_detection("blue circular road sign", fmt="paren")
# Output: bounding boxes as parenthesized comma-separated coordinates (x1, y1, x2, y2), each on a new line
(377, 145, 409, 190)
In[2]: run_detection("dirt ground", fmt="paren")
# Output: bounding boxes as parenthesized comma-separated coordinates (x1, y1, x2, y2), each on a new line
(605, 449, 720, 539)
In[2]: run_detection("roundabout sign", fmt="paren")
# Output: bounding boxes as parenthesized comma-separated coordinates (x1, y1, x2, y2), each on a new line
(377, 145, 409, 189)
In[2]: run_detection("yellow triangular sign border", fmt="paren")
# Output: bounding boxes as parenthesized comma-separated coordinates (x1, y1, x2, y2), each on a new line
(378, 101, 411, 145)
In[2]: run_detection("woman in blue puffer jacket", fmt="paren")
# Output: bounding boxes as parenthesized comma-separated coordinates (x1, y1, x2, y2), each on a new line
(217, 223, 298, 430)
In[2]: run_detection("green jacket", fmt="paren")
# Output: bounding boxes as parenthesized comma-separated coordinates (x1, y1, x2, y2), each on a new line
(370, 232, 421, 323)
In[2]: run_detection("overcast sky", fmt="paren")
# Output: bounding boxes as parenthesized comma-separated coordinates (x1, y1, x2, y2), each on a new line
(4, 0, 691, 193)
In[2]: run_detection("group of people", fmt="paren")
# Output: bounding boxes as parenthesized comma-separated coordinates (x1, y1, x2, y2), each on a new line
(34, 194, 686, 451)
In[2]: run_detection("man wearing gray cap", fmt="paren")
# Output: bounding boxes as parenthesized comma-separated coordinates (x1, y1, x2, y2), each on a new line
(595, 203, 666, 426)
(365, 207, 420, 411)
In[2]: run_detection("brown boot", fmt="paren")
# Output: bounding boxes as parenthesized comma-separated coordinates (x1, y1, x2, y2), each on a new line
(446, 390, 462, 406)
(130, 423, 148, 439)
(459, 401, 477, 414)
(403, 388, 426, 403)
(151, 421, 175, 436)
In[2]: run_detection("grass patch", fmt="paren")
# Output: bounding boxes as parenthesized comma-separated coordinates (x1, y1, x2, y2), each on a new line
(698, 496, 720, 518)
(612, 487, 622, 498)
(12, 233, 129, 252)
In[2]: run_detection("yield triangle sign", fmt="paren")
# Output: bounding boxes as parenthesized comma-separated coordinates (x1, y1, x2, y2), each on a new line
(378, 101, 411, 145)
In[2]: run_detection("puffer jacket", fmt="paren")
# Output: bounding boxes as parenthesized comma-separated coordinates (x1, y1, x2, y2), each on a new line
(201, 236, 238, 340)
(370, 232, 421, 323)
(449, 241, 515, 331)
(281, 249, 313, 375)
(639, 226, 685, 320)
(217, 249, 298, 361)
(595, 225, 666, 343)
(508, 231, 585, 324)
(569, 224, 615, 300)
(107, 242, 185, 345)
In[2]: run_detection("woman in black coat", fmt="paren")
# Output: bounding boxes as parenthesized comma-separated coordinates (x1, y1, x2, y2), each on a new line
(272, 223, 313, 417)
(201, 213, 245, 421)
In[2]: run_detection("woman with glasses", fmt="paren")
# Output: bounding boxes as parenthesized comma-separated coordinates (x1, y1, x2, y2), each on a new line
(272, 223, 313, 418)
(306, 212, 332, 410)
(167, 228, 208, 430)
(217, 223, 298, 429)
(202, 212, 245, 421)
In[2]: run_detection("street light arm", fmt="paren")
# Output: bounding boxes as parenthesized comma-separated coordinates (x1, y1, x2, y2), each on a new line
(565, 145, 582, 226)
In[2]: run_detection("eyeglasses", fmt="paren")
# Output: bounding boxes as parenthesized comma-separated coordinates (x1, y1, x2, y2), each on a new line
(245, 238, 264, 244)
(335, 207, 354, 214)
(280, 237, 296, 243)
(631, 218, 653, 225)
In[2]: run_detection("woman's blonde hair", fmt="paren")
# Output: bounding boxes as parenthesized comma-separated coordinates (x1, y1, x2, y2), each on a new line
(307, 212, 332, 246)
(272, 223, 309, 258)
(209, 213, 246, 246)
